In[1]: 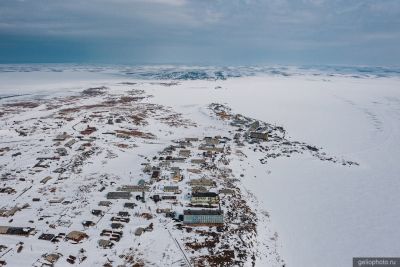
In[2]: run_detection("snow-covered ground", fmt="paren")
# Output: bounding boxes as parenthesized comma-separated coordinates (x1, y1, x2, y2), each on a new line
(1, 67, 400, 267)
(148, 76, 400, 267)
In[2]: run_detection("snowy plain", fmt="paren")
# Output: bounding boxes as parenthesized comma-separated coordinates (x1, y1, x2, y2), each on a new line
(1, 66, 400, 267)
(147, 75, 400, 267)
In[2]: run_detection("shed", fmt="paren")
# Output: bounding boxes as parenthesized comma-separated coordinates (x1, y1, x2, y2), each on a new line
(99, 201, 112, 207)
(249, 131, 268, 141)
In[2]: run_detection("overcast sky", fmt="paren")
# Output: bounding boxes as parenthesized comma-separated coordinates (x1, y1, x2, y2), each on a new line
(0, 0, 399, 65)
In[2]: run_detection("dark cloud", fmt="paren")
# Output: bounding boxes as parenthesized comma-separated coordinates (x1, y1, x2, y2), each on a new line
(0, 0, 399, 65)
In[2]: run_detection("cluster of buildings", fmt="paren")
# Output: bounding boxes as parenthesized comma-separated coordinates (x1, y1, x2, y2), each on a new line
(151, 137, 229, 226)
(0, 99, 270, 266)
(210, 105, 271, 146)
(98, 136, 233, 228)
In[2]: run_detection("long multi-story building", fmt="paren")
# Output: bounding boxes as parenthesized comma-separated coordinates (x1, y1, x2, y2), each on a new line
(183, 209, 223, 225)
(191, 192, 219, 205)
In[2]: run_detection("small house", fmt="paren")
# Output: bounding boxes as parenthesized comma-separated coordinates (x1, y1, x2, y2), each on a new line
(106, 192, 132, 199)
(171, 170, 183, 182)
(66, 231, 88, 243)
(191, 158, 206, 164)
(44, 253, 62, 264)
(99, 201, 112, 207)
(39, 233, 55, 241)
(198, 144, 223, 153)
(111, 223, 124, 229)
(179, 149, 191, 158)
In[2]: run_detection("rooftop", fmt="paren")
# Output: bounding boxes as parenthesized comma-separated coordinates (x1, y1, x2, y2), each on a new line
(192, 192, 218, 198)
(184, 209, 223, 216)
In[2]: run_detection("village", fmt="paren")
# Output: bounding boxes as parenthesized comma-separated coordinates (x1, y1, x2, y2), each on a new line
(0, 83, 290, 267)
(0, 81, 352, 267)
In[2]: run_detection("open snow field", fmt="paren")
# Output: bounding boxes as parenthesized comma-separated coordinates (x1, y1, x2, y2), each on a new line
(1, 67, 399, 266)
(146, 75, 400, 267)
